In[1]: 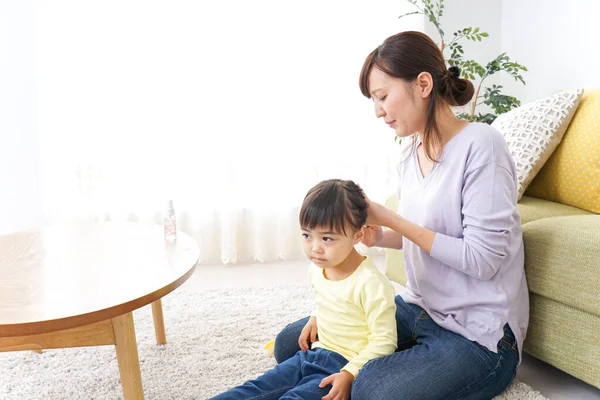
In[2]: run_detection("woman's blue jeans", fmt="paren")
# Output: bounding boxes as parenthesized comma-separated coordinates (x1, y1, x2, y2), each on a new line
(274, 296, 519, 400)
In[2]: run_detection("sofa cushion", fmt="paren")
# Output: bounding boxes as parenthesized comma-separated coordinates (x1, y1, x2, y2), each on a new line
(523, 215, 600, 316)
(518, 196, 592, 224)
(526, 89, 600, 213)
(384, 194, 406, 285)
(384, 248, 406, 286)
(491, 88, 583, 201)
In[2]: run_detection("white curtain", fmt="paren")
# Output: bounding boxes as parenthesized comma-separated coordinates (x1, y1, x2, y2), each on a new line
(32, 0, 421, 264)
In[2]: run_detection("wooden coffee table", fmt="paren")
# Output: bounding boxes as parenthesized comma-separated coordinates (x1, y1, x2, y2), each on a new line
(0, 222, 200, 399)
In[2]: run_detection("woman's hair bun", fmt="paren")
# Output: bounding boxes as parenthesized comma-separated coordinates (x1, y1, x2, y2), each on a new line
(441, 66, 474, 107)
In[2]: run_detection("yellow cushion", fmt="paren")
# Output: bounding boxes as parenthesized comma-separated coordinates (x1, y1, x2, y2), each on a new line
(525, 89, 600, 213)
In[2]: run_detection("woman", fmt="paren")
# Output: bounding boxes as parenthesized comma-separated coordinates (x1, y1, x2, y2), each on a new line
(274, 31, 529, 399)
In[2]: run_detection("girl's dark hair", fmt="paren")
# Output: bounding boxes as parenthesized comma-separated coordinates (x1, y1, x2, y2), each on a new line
(359, 31, 474, 162)
(299, 179, 367, 236)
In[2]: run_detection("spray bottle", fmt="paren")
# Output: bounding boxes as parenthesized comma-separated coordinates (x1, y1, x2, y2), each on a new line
(164, 200, 177, 241)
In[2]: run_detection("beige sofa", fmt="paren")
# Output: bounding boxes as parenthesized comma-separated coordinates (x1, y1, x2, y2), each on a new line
(384, 89, 600, 389)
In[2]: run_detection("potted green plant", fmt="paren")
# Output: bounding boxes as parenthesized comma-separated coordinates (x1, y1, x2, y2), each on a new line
(400, 0, 527, 124)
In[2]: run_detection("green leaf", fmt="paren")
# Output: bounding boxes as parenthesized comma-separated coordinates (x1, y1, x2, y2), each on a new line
(455, 112, 473, 122)
(398, 11, 422, 19)
(483, 90, 522, 115)
(473, 113, 498, 124)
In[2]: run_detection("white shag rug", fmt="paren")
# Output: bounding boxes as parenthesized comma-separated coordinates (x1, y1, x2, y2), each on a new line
(0, 285, 547, 400)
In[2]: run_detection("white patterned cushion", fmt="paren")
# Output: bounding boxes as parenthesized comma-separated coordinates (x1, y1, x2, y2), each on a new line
(491, 88, 584, 201)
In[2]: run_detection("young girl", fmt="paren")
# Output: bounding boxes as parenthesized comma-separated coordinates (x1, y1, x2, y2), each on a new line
(211, 179, 397, 400)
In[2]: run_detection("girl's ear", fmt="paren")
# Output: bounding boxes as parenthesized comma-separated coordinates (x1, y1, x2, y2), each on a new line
(353, 227, 365, 245)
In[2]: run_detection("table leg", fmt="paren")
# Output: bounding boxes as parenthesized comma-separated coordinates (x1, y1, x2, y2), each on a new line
(112, 312, 144, 400)
(151, 299, 167, 345)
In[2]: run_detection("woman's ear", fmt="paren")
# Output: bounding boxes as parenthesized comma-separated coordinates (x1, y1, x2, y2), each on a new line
(415, 72, 434, 98)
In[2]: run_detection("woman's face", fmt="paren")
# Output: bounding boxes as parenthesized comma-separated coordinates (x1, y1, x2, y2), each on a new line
(368, 67, 428, 138)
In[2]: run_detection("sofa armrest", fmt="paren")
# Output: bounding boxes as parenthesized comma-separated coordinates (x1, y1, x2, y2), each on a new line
(518, 195, 592, 225)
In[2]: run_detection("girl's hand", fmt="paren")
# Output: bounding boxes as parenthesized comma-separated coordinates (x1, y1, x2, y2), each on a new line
(298, 316, 318, 352)
(361, 225, 383, 247)
(319, 371, 354, 400)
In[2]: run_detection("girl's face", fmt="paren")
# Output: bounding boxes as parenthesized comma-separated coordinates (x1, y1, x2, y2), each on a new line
(301, 226, 362, 270)
(368, 67, 429, 138)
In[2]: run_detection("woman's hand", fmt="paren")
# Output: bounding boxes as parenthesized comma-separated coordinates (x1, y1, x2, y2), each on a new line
(359, 188, 404, 250)
(366, 194, 435, 254)
(298, 316, 318, 351)
(364, 195, 391, 227)
(320, 370, 354, 400)
(361, 225, 383, 247)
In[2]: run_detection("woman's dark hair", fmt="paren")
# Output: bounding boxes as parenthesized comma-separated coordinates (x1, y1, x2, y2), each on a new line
(359, 31, 474, 162)
(299, 179, 367, 236)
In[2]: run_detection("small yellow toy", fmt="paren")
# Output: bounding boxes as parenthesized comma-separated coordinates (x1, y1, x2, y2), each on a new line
(265, 339, 275, 357)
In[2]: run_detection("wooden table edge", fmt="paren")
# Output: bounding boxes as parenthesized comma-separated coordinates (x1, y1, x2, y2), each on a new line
(0, 263, 197, 338)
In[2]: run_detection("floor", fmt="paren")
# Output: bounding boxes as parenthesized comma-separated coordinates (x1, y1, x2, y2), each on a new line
(182, 257, 600, 400)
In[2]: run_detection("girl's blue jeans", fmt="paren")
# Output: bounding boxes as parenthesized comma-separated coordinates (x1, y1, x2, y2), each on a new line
(274, 295, 519, 400)
(210, 347, 348, 399)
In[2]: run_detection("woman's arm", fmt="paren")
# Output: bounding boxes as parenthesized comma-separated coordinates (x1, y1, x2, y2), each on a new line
(367, 200, 436, 253)
(427, 163, 516, 280)
(367, 161, 516, 281)
(379, 229, 405, 249)
(362, 226, 404, 249)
